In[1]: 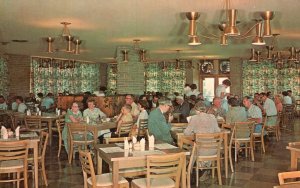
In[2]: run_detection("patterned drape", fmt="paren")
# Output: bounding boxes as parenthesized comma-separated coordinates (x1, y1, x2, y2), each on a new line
(242, 60, 300, 98)
(0, 58, 9, 96)
(145, 63, 186, 94)
(31, 57, 100, 95)
(106, 64, 117, 95)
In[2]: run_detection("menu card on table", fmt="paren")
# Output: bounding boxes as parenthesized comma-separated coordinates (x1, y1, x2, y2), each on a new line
(20, 132, 38, 138)
(155, 143, 178, 150)
(100, 147, 124, 153)
(132, 150, 165, 157)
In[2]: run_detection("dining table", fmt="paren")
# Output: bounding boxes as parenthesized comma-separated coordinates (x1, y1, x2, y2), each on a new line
(96, 142, 188, 188)
(286, 142, 300, 171)
(0, 131, 40, 188)
(12, 112, 63, 146)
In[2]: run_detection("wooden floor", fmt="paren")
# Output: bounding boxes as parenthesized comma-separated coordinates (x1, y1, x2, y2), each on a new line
(1, 118, 300, 188)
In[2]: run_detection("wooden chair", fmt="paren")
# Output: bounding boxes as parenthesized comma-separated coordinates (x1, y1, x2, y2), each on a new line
(137, 119, 148, 140)
(118, 121, 134, 137)
(105, 136, 132, 144)
(78, 149, 129, 188)
(282, 104, 295, 132)
(28, 131, 49, 186)
(68, 123, 96, 164)
(195, 132, 223, 186)
(252, 119, 266, 153)
(0, 140, 29, 188)
(25, 115, 47, 133)
(52, 117, 65, 157)
(179, 138, 195, 188)
(229, 121, 255, 170)
(265, 116, 280, 141)
(278, 171, 300, 185)
(131, 152, 185, 188)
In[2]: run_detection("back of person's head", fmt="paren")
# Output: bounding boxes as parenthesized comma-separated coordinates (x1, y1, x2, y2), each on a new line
(228, 97, 239, 107)
(15, 96, 24, 102)
(282, 91, 288, 96)
(185, 84, 190, 87)
(158, 98, 172, 106)
(194, 102, 207, 112)
(222, 79, 231, 86)
(47, 93, 53, 97)
(138, 100, 149, 109)
(37, 93, 44, 98)
(287, 90, 292, 94)
(190, 84, 197, 90)
(0, 95, 5, 100)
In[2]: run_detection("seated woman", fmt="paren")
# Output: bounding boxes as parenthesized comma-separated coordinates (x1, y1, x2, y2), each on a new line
(83, 98, 107, 124)
(62, 102, 83, 154)
(183, 102, 220, 181)
(226, 98, 247, 124)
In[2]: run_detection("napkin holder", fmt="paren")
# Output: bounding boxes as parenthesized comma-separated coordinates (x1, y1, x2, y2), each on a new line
(1, 126, 8, 139)
(15, 126, 20, 137)
(140, 138, 145, 151)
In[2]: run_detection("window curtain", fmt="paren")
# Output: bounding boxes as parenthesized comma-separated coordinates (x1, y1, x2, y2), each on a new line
(242, 60, 300, 98)
(145, 63, 186, 94)
(31, 57, 100, 95)
(0, 58, 9, 96)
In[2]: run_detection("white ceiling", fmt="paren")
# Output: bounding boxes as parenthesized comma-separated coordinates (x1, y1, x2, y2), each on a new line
(0, 0, 299, 63)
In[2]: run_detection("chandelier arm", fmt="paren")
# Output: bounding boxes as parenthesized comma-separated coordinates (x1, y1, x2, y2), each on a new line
(239, 22, 260, 38)
(198, 33, 219, 40)
(238, 35, 255, 40)
(198, 23, 219, 38)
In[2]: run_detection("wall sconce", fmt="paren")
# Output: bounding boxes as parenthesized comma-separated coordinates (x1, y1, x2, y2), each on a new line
(46, 37, 55, 53)
(122, 50, 129, 62)
(139, 49, 147, 62)
(73, 39, 82, 55)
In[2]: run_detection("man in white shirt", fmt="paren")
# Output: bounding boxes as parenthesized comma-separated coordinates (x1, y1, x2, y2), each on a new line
(0, 96, 8, 110)
(287, 90, 296, 104)
(15, 96, 27, 113)
(243, 96, 263, 133)
(282, 91, 292, 105)
(261, 93, 277, 116)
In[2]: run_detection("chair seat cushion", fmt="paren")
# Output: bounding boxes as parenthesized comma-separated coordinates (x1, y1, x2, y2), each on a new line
(87, 173, 127, 186)
(0, 160, 24, 170)
(132, 177, 175, 188)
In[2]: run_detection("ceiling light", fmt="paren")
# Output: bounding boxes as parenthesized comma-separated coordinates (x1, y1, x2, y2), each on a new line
(139, 49, 147, 62)
(188, 35, 201, 45)
(46, 37, 55, 53)
(252, 21, 266, 45)
(249, 48, 257, 62)
(224, 9, 240, 36)
(288, 47, 297, 60)
(220, 34, 228, 46)
(186, 12, 200, 36)
(61, 22, 71, 37)
(260, 11, 275, 37)
(73, 39, 82, 55)
(266, 46, 274, 60)
(122, 50, 129, 62)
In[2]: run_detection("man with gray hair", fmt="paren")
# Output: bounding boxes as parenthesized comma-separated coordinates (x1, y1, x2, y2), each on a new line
(173, 95, 190, 122)
(148, 98, 174, 144)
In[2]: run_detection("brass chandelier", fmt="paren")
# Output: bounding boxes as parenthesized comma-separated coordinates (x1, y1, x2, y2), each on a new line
(186, 0, 275, 46)
(45, 22, 82, 55)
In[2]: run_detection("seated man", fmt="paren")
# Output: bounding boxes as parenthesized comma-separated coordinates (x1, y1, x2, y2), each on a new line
(41, 93, 56, 112)
(173, 96, 190, 123)
(15, 96, 27, 113)
(148, 99, 174, 144)
(0, 95, 8, 110)
(125, 94, 140, 120)
(243, 96, 264, 133)
(206, 97, 226, 118)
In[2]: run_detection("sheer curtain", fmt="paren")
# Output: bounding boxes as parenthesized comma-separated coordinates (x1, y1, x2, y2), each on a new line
(31, 57, 100, 95)
(242, 60, 300, 97)
(0, 57, 9, 96)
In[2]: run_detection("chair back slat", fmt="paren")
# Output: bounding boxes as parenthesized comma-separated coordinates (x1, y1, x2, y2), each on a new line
(105, 137, 132, 144)
(278, 171, 300, 185)
(147, 152, 184, 188)
(79, 150, 96, 188)
(137, 119, 148, 139)
(118, 121, 133, 137)
(0, 140, 28, 161)
(25, 116, 42, 130)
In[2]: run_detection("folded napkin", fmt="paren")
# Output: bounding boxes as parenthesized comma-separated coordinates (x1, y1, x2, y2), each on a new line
(132, 136, 137, 144)
(26, 110, 31, 116)
(56, 109, 61, 116)
(148, 135, 155, 148)
(86, 116, 90, 124)
(1, 126, 8, 139)
(15, 126, 20, 137)
(140, 138, 146, 151)
(124, 137, 129, 150)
